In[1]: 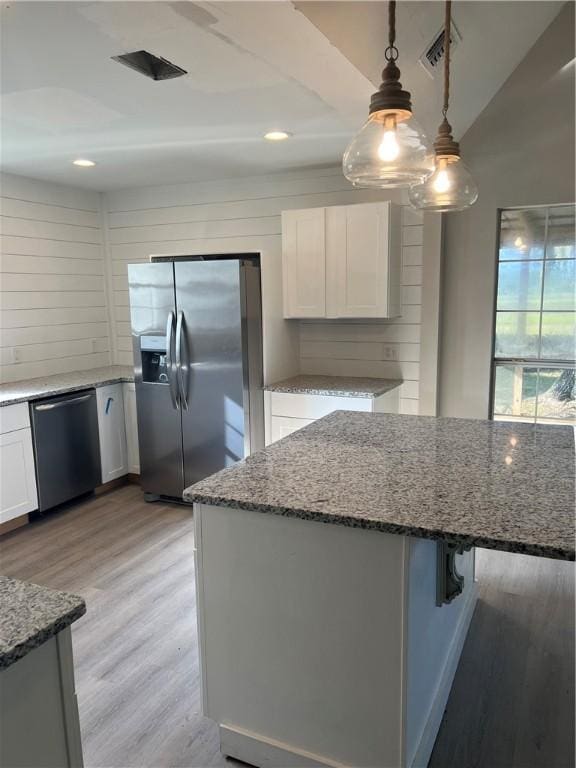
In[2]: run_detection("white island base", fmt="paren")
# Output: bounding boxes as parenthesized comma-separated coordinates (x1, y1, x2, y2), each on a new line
(194, 504, 477, 768)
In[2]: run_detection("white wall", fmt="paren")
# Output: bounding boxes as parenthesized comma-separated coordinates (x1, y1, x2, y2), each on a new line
(0, 173, 111, 383)
(439, 3, 575, 418)
(298, 200, 425, 415)
(0, 166, 439, 415)
(104, 168, 431, 415)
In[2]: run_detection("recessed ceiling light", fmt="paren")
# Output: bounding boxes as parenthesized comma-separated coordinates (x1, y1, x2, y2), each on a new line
(264, 131, 291, 142)
(73, 158, 96, 167)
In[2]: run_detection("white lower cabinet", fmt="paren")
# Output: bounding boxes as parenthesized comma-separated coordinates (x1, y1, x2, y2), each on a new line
(268, 389, 399, 444)
(96, 384, 128, 483)
(0, 628, 84, 768)
(122, 383, 140, 475)
(0, 404, 38, 524)
(270, 416, 314, 443)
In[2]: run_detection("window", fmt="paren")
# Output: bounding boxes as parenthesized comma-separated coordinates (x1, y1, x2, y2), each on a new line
(491, 204, 575, 425)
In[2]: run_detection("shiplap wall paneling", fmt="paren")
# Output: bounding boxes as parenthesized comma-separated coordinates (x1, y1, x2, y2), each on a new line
(300, 200, 423, 415)
(0, 173, 111, 383)
(104, 169, 427, 413)
(104, 169, 403, 385)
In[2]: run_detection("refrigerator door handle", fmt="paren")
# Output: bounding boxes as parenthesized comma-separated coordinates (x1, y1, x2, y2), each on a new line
(165, 312, 180, 410)
(175, 310, 189, 410)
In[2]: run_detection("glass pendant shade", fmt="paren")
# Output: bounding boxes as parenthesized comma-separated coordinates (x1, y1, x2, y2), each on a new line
(343, 111, 434, 188)
(409, 154, 478, 212)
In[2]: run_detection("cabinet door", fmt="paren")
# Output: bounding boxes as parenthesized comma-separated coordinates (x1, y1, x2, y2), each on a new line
(282, 208, 326, 318)
(123, 383, 140, 475)
(327, 202, 400, 319)
(97, 384, 128, 483)
(0, 428, 38, 523)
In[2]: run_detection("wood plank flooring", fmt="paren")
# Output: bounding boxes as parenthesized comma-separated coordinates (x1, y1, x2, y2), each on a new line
(0, 485, 574, 768)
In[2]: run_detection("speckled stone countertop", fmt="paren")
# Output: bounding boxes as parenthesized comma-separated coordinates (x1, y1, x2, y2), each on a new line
(0, 576, 86, 669)
(185, 411, 575, 561)
(264, 375, 402, 398)
(0, 365, 134, 406)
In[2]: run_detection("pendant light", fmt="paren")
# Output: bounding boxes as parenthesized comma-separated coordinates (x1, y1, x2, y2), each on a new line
(409, 1, 478, 211)
(343, 0, 433, 188)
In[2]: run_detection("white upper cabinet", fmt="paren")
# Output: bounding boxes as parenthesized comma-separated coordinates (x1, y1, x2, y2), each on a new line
(282, 202, 401, 319)
(282, 207, 326, 318)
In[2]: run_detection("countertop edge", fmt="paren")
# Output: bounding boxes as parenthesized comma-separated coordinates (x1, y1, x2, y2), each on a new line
(186, 493, 576, 562)
(0, 371, 135, 407)
(263, 377, 403, 399)
(0, 599, 86, 670)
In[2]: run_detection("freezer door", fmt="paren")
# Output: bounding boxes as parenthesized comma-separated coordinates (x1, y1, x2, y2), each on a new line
(175, 259, 256, 488)
(128, 262, 183, 497)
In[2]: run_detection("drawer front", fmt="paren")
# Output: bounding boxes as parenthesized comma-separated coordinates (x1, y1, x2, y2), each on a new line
(0, 403, 31, 435)
(270, 416, 315, 443)
(270, 392, 372, 420)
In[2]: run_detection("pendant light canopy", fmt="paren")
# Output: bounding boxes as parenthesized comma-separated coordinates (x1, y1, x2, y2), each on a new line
(343, 1, 433, 188)
(409, 1, 478, 212)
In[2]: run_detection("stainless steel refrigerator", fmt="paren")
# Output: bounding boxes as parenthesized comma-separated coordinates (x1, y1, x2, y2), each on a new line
(128, 255, 264, 500)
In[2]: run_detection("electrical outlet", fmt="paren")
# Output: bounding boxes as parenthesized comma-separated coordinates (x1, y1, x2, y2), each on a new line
(383, 346, 397, 361)
(92, 339, 99, 354)
(13, 347, 23, 363)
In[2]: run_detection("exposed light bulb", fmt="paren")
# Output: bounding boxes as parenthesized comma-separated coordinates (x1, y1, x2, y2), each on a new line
(378, 116, 400, 162)
(378, 130, 400, 162)
(514, 236, 524, 248)
(433, 168, 451, 193)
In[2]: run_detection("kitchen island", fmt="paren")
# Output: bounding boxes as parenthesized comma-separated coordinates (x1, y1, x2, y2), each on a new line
(0, 576, 86, 767)
(185, 412, 575, 768)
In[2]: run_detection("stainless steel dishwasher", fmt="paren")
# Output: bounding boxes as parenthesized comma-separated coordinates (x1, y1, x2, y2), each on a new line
(30, 389, 101, 512)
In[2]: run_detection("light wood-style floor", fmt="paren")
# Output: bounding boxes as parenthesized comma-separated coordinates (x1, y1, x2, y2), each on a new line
(0, 484, 573, 768)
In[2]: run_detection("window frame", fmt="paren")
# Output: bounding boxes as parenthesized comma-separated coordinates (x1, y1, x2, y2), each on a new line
(489, 202, 575, 424)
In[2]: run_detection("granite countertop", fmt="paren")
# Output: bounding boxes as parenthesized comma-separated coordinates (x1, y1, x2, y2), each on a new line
(0, 365, 135, 406)
(0, 576, 86, 669)
(185, 411, 575, 561)
(264, 375, 402, 398)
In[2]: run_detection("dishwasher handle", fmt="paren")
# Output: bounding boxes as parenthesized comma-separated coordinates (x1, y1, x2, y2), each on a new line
(34, 393, 93, 411)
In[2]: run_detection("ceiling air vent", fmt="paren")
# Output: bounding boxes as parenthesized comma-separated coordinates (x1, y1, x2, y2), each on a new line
(112, 50, 187, 81)
(419, 21, 461, 78)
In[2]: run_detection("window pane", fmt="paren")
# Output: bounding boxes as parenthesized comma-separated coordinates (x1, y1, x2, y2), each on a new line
(536, 367, 575, 421)
(499, 209, 546, 260)
(543, 260, 575, 310)
(540, 313, 576, 359)
(497, 261, 542, 310)
(493, 365, 537, 419)
(495, 312, 540, 358)
(546, 205, 575, 260)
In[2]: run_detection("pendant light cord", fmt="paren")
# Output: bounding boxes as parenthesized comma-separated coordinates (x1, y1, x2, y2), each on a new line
(386, 0, 399, 61)
(443, 0, 451, 117)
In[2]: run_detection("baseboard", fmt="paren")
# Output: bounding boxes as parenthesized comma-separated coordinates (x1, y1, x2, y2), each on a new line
(94, 476, 129, 495)
(0, 513, 29, 537)
(409, 585, 479, 768)
(219, 724, 351, 768)
(95, 474, 140, 495)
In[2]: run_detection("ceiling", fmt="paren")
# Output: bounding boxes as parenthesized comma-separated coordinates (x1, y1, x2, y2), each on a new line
(0, 1, 565, 191)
